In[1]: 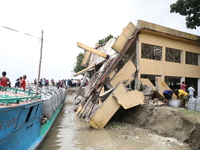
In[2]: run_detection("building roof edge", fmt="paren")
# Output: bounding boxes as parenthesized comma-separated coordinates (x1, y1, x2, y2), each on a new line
(137, 20, 200, 43)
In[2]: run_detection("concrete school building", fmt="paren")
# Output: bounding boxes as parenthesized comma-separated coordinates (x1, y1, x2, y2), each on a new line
(128, 20, 200, 96)
(76, 20, 200, 96)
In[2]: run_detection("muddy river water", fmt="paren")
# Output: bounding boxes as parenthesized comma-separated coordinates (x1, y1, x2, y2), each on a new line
(37, 100, 191, 150)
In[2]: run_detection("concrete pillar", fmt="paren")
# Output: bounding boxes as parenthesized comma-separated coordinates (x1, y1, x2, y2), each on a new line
(180, 77, 185, 84)
(161, 75, 165, 81)
(135, 37, 141, 90)
(198, 79, 200, 96)
(162, 46, 165, 62)
(198, 54, 200, 66)
(182, 50, 185, 64)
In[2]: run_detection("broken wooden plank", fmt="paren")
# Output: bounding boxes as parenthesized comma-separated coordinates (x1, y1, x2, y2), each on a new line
(76, 104, 83, 116)
(77, 42, 109, 58)
(110, 59, 136, 87)
(73, 65, 95, 77)
(88, 83, 127, 128)
(113, 88, 144, 109)
(112, 22, 136, 52)
(155, 77, 177, 99)
(81, 51, 91, 67)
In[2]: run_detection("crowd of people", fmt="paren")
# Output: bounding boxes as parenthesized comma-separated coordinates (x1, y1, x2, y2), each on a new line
(163, 81, 196, 108)
(31, 78, 90, 89)
(0, 71, 90, 91)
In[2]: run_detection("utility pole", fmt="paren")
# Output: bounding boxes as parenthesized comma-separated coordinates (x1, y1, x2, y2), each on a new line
(36, 30, 43, 95)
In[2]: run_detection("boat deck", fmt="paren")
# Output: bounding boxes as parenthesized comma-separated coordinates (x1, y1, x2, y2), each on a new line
(0, 89, 42, 108)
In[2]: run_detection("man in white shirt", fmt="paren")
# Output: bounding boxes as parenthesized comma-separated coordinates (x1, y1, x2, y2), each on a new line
(188, 84, 195, 98)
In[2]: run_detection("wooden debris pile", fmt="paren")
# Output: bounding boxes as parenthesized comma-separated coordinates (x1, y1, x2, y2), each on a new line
(73, 22, 173, 128)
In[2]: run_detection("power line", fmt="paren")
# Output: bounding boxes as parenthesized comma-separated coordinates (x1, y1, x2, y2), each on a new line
(0, 25, 41, 39)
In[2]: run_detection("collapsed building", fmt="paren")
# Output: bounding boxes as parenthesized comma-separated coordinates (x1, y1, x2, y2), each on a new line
(73, 20, 200, 128)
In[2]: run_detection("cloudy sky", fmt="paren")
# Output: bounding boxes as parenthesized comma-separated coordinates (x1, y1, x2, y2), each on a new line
(0, 0, 199, 85)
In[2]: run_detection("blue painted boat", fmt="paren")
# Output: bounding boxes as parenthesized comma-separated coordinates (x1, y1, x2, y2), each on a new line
(0, 86, 66, 150)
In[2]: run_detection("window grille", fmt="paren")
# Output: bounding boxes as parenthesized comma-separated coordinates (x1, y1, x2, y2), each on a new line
(141, 43, 162, 60)
(166, 48, 181, 63)
(186, 52, 198, 65)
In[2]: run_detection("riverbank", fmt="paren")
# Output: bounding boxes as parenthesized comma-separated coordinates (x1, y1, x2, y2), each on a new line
(112, 105, 200, 150)
(66, 87, 200, 150)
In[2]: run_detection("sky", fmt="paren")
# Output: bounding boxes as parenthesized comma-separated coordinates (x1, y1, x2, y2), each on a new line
(0, 0, 200, 85)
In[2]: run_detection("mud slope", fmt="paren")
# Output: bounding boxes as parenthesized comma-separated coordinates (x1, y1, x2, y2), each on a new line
(115, 105, 200, 150)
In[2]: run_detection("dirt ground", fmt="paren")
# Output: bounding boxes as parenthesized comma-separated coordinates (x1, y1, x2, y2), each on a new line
(111, 105, 200, 150)
(66, 87, 200, 150)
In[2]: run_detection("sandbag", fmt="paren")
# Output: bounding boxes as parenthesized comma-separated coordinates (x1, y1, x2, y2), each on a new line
(195, 96, 200, 112)
(168, 99, 182, 108)
(41, 93, 53, 120)
(188, 97, 197, 111)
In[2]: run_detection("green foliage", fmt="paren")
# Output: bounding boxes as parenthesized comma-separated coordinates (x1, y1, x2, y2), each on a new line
(73, 52, 86, 74)
(170, 0, 200, 29)
(98, 34, 114, 45)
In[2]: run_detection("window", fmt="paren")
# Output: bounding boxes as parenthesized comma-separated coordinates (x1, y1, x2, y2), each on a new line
(186, 52, 199, 65)
(141, 43, 162, 60)
(165, 48, 181, 63)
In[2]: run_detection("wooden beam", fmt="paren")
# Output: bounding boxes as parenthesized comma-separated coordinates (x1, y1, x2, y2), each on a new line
(73, 65, 95, 77)
(81, 51, 91, 67)
(77, 42, 109, 58)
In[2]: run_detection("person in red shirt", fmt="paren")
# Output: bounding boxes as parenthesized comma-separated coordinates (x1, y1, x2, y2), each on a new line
(180, 81, 187, 92)
(0, 71, 11, 88)
(20, 75, 27, 91)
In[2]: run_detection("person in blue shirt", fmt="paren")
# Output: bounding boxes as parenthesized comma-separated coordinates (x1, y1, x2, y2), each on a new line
(163, 90, 174, 106)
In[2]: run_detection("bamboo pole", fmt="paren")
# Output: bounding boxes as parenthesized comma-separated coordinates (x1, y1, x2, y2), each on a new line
(36, 30, 43, 95)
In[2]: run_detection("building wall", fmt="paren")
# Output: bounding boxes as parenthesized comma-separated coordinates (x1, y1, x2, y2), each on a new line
(136, 30, 200, 95)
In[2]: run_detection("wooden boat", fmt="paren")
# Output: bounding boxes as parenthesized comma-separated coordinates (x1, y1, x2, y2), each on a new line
(0, 86, 66, 150)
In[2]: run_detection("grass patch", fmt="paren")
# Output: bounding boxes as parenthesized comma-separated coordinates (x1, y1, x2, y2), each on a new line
(174, 126, 183, 131)
(178, 109, 200, 119)
(106, 122, 127, 129)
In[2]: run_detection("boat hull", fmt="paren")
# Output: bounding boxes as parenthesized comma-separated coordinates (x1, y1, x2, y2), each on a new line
(29, 101, 65, 150)
(0, 101, 42, 150)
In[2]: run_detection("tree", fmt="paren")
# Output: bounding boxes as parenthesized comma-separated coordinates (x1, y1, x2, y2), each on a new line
(73, 52, 86, 74)
(98, 34, 113, 45)
(170, 0, 200, 29)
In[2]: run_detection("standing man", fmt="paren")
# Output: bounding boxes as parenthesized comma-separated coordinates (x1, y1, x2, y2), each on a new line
(0, 71, 11, 88)
(180, 81, 187, 92)
(188, 84, 195, 98)
(51, 79, 55, 86)
(34, 78, 37, 85)
(20, 75, 27, 91)
(15, 78, 20, 87)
